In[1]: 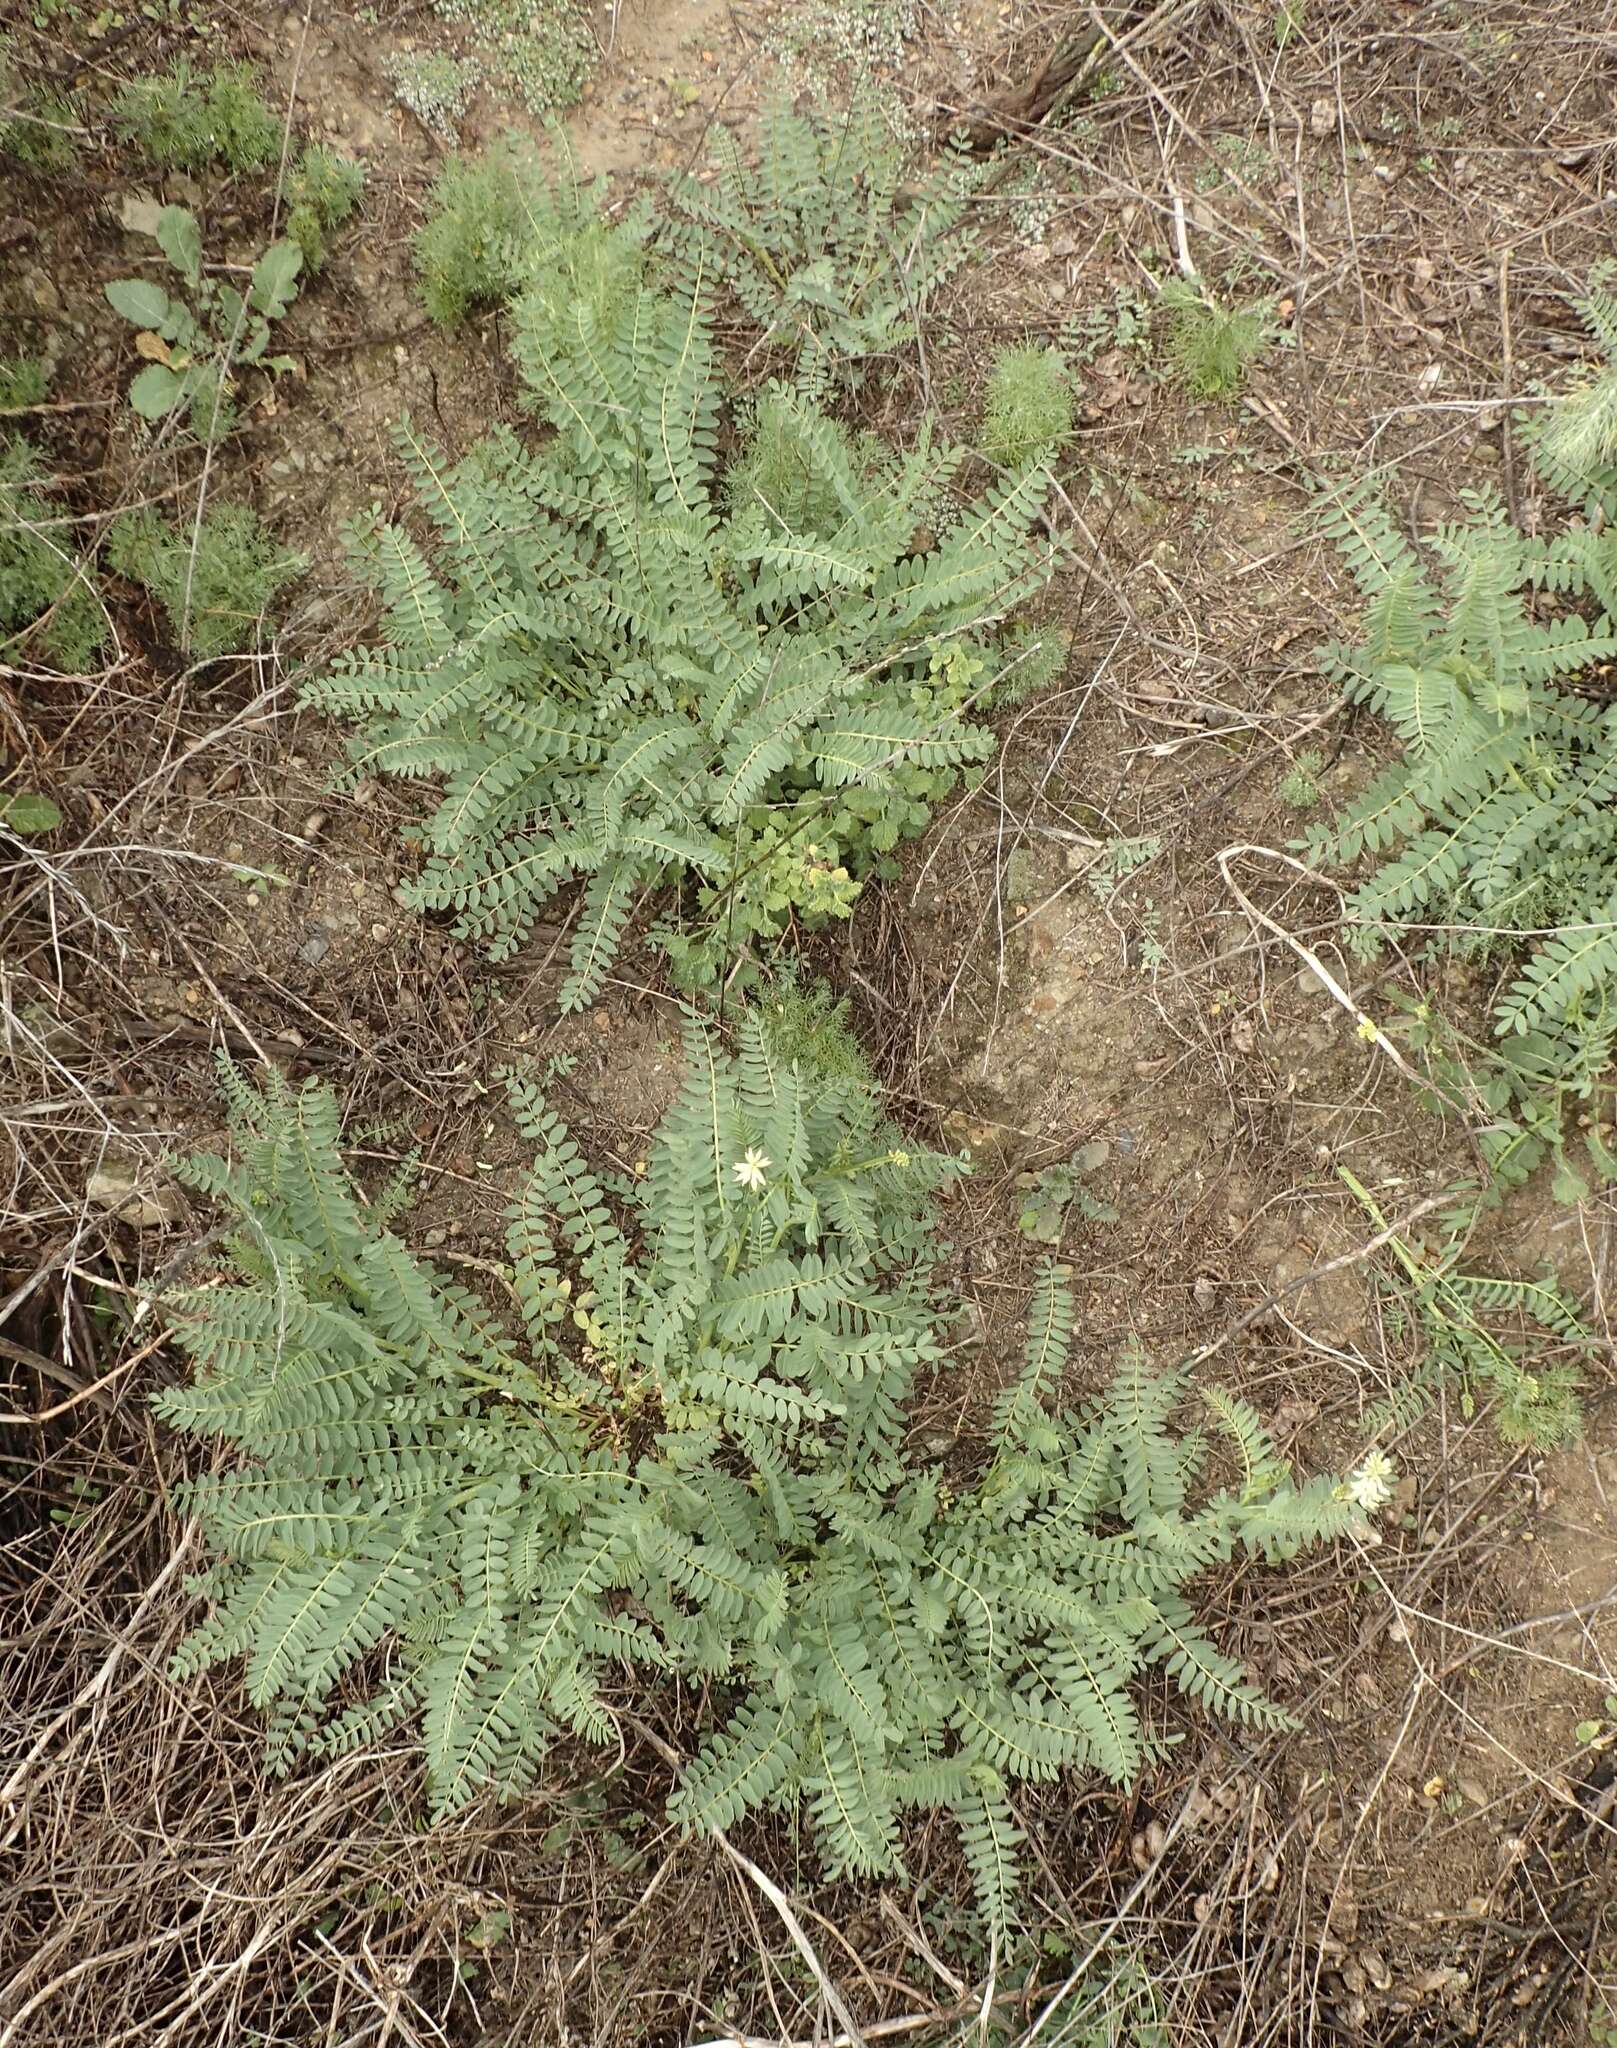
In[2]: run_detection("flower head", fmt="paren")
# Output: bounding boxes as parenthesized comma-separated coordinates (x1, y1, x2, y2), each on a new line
(1345, 1449, 1397, 1514)
(732, 1148, 771, 1193)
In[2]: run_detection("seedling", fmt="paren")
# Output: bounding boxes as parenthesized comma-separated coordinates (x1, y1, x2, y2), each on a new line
(105, 205, 301, 433)
(1016, 1141, 1119, 1243)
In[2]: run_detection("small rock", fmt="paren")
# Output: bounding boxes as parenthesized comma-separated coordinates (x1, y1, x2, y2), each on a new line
(424, 1226, 447, 1247)
(298, 931, 331, 965)
(300, 809, 328, 840)
(119, 192, 164, 236)
(86, 1157, 183, 1229)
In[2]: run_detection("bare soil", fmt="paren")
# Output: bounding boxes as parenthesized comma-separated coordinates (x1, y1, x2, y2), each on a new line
(2, 2, 1615, 2044)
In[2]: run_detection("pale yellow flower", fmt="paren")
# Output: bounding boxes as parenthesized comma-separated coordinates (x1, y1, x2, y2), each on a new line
(733, 1148, 771, 1193)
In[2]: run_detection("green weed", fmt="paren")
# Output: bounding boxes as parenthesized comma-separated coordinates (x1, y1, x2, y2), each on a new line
(0, 791, 63, 834)
(108, 500, 304, 659)
(1158, 277, 1277, 398)
(105, 204, 302, 434)
(413, 133, 555, 326)
(1015, 1142, 1118, 1243)
(432, 0, 592, 117)
(0, 437, 107, 671)
(980, 343, 1074, 469)
(1343, 1169, 1592, 1447)
(286, 144, 364, 273)
(0, 357, 48, 409)
(386, 50, 481, 143)
(1278, 748, 1324, 811)
(114, 60, 281, 174)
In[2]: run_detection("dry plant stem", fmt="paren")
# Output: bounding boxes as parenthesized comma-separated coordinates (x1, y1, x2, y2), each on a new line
(689, 1987, 1039, 2048)
(1215, 842, 1460, 1102)
(0, 1325, 167, 1424)
(1306, 1670, 1428, 2026)
(716, 1838, 868, 2048)
(627, 1718, 867, 2046)
(1184, 1189, 1450, 1373)
(1021, 1780, 1202, 2044)
(0, 1530, 192, 1842)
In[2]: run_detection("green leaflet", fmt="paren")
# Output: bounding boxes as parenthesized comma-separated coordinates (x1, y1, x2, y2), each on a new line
(159, 1026, 1350, 1944)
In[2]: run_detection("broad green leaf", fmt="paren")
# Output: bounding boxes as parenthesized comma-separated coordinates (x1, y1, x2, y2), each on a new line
(248, 241, 303, 319)
(128, 361, 186, 419)
(0, 793, 63, 835)
(106, 278, 172, 327)
(154, 206, 203, 286)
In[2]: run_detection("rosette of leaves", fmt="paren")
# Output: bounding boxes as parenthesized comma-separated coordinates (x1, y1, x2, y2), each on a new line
(310, 183, 1055, 1007)
(158, 1014, 1353, 1940)
(105, 206, 302, 434)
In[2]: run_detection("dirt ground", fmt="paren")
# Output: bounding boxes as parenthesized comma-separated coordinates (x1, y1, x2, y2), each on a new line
(3, 1, 1616, 2043)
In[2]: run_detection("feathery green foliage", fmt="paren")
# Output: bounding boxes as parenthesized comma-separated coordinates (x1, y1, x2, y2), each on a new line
(756, 974, 875, 1091)
(159, 1022, 1351, 1941)
(286, 145, 365, 274)
(0, 437, 106, 671)
(980, 344, 1074, 469)
(1527, 273, 1617, 519)
(1341, 1170, 1591, 1446)
(0, 356, 47, 410)
(412, 132, 583, 326)
(109, 502, 304, 660)
(316, 151, 1054, 1007)
(114, 61, 281, 174)
(1307, 288, 1617, 1193)
(1158, 277, 1276, 399)
(663, 94, 980, 384)
(0, 42, 79, 171)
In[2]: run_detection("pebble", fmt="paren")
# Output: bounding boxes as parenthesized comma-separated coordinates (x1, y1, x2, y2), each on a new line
(86, 1157, 183, 1229)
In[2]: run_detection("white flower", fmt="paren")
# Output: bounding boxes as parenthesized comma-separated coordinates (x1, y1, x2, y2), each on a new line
(1346, 1449, 1397, 1515)
(732, 1148, 771, 1193)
